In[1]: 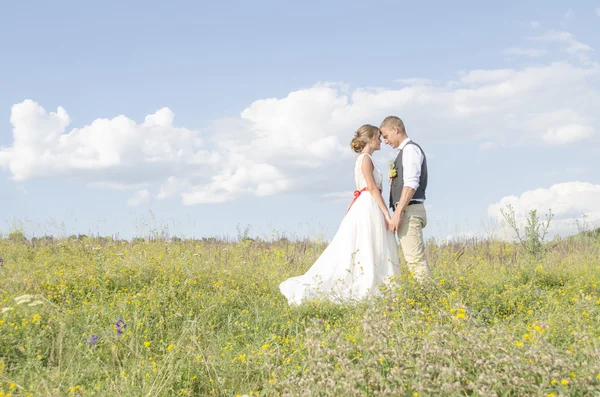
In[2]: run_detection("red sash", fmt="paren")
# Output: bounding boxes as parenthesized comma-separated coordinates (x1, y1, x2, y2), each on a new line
(346, 187, 381, 213)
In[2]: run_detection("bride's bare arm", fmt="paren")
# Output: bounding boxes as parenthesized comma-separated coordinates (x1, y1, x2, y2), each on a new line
(361, 155, 392, 223)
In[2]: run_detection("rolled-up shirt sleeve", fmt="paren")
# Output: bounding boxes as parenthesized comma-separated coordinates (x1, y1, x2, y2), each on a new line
(402, 144, 423, 190)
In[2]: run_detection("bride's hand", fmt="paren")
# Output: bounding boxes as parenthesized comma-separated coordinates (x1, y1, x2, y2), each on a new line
(384, 214, 392, 229)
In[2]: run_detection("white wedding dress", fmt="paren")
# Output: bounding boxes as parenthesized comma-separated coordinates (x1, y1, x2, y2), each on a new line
(279, 153, 401, 305)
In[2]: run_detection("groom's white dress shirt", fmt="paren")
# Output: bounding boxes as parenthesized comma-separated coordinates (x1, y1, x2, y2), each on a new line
(397, 137, 424, 203)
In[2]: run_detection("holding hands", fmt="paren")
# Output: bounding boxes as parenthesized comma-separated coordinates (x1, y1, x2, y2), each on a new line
(386, 209, 403, 234)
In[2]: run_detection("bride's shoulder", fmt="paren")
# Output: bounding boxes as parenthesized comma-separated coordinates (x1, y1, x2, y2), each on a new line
(357, 152, 373, 161)
(355, 153, 374, 169)
(355, 152, 368, 163)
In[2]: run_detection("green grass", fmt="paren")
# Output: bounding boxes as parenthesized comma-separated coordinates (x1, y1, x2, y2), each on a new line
(0, 235, 599, 396)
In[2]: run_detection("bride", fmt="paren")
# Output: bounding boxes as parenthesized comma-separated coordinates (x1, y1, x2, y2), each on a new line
(279, 124, 400, 305)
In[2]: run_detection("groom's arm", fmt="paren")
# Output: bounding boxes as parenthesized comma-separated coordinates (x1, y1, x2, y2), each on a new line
(390, 187, 416, 232)
(395, 186, 416, 213)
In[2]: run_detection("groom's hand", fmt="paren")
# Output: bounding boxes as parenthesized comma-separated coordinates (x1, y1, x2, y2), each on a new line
(390, 210, 404, 233)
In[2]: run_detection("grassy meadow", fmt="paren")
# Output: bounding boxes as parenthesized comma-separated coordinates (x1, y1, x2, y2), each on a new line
(1, 231, 599, 396)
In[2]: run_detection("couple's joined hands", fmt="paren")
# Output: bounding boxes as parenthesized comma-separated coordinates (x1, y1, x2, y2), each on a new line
(385, 211, 403, 233)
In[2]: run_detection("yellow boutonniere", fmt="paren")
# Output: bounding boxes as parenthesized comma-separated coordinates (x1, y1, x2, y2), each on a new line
(388, 161, 397, 180)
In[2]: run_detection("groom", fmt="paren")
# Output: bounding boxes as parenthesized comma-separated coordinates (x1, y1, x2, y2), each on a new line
(380, 116, 432, 282)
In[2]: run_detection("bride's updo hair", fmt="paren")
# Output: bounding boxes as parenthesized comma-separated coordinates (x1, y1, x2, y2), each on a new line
(350, 124, 380, 153)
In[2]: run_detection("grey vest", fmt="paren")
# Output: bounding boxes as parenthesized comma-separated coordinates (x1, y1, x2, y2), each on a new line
(389, 141, 428, 209)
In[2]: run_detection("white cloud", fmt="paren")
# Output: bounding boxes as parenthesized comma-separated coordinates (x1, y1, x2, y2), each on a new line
(1, 30, 599, 206)
(488, 182, 600, 236)
(530, 20, 541, 29)
(460, 69, 517, 84)
(156, 176, 184, 200)
(525, 109, 595, 145)
(506, 28, 593, 63)
(127, 189, 150, 207)
(542, 124, 594, 145)
(530, 30, 593, 63)
(564, 9, 575, 19)
(445, 231, 478, 243)
(181, 162, 291, 205)
(89, 182, 148, 191)
(560, 9, 576, 29)
(396, 78, 435, 86)
(323, 191, 355, 203)
(596, 7, 600, 16)
(0, 100, 220, 183)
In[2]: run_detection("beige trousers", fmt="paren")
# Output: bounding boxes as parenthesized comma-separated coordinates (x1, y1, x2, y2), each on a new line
(396, 203, 432, 281)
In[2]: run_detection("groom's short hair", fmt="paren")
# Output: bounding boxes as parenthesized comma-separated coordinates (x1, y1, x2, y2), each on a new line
(380, 116, 405, 133)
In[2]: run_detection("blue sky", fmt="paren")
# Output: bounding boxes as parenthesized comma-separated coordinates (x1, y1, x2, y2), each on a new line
(1, 1, 599, 241)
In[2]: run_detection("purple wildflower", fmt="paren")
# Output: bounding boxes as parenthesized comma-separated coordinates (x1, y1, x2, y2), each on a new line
(84, 334, 99, 345)
(116, 318, 127, 335)
(0, 258, 3, 268)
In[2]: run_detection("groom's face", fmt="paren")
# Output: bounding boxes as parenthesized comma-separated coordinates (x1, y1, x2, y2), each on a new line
(380, 126, 400, 148)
